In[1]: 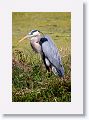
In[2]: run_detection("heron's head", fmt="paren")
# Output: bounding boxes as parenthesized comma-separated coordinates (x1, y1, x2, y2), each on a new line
(19, 30, 42, 43)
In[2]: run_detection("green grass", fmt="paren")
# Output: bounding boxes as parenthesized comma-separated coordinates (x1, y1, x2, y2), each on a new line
(12, 12, 71, 102)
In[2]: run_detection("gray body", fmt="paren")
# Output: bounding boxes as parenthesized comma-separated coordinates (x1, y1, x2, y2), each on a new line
(40, 35, 64, 76)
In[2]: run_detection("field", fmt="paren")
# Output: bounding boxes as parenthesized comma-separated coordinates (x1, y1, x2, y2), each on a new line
(12, 12, 71, 102)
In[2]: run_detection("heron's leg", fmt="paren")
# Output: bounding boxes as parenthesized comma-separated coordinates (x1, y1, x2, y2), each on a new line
(44, 64, 50, 72)
(43, 59, 51, 73)
(45, 58, 52, 72)
(46, 66, 53, 78)
(42, 53, 52, 76)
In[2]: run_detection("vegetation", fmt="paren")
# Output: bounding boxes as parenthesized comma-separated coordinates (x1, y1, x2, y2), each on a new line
(12, 12, 71, 102)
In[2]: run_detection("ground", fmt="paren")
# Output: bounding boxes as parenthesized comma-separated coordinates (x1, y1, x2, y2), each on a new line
(12, 12, 71, 102)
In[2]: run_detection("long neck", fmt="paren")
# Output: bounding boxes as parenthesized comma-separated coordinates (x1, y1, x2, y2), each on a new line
(31, 35, 41, 42)
(30, 36, 42, 53)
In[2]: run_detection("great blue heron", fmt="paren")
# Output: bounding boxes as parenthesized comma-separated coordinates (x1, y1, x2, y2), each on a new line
(19, 30, 64, 77)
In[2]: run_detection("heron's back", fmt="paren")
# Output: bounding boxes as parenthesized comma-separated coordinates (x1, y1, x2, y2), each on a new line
(40, 35, 64, 76)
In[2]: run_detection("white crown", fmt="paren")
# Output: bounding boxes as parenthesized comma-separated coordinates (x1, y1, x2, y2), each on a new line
(29, 31, 40, 37)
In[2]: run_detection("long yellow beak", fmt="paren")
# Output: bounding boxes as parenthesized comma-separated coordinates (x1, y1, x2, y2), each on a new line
(18, 35, 30, 43)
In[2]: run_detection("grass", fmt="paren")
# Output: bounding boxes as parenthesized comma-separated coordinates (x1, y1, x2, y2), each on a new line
(12, 12, 71, 102)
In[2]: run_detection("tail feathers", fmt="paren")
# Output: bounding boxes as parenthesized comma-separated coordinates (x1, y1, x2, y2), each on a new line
(52, 66, 64, 77)
(56, 67, 64, 77)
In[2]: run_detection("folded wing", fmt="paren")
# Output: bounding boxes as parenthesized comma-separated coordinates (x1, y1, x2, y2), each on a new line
(41, 35, 64, 77)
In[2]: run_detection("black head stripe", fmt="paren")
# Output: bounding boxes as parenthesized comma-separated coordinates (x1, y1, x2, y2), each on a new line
(31, 30, 40, 35)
